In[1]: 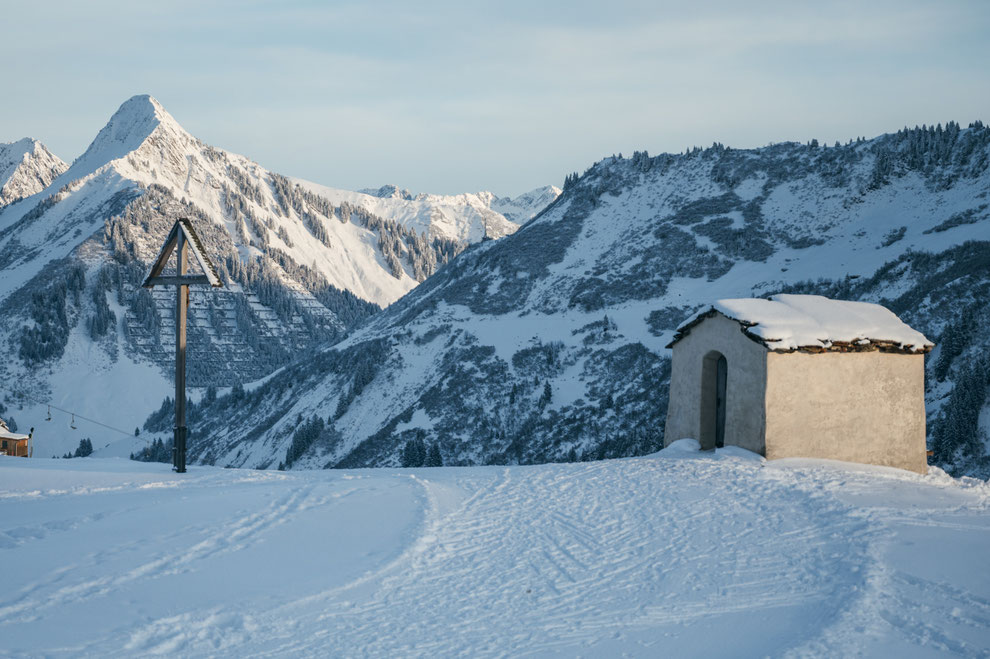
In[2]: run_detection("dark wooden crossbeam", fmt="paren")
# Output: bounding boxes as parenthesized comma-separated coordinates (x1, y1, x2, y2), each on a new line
(144, 275, 212, 287)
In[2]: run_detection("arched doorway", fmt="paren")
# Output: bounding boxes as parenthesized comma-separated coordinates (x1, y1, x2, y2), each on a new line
(699, 351, 727, 450)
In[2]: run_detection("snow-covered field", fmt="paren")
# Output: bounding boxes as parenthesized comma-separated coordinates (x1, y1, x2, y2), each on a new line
(2, 444, 988, 657)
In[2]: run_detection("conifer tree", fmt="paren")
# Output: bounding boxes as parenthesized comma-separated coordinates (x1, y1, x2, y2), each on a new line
(426, 442, 443, 468)
(402, 436, 427, 467)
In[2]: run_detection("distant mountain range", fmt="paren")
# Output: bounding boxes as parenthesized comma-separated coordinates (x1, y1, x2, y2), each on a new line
(157, 122, 990, 478)
(0, 95, 559, 458)
(353, 183, 562, 234)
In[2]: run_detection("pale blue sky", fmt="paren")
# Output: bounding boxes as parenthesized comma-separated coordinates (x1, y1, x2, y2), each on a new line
(3, 1, 988, 195)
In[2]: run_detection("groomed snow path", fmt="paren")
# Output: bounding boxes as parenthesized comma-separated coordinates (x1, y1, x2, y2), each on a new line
(1, 447, 988, 657)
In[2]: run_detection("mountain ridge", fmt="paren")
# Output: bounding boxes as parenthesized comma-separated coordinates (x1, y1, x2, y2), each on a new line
(156, 120, 990, 478)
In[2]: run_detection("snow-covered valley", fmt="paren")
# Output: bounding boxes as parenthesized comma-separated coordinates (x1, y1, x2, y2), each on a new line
(1, 444, 988, 657)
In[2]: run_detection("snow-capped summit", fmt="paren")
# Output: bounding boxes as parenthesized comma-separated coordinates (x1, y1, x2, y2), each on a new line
(86, 94, 171, 149)
(59, 94, 197, 187)
(0, 138, 67, 207)
(16, 94, 553, 307)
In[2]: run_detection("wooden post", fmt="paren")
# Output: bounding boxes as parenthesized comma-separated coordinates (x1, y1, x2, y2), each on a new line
(174, 230, 188, 473)
(142, 218, 223, 474)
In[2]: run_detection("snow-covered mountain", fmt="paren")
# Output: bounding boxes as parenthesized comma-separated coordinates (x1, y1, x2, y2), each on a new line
(0, 95, 556, 458)
(491, 185, 563, 224)
(349, 183, 561, 241)
(0, 138, 67, 207)
(164, 123, 990, 477)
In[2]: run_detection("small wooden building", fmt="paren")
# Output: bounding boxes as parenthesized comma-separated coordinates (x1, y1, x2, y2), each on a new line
(663, 294, 933, 473)
(0, 418, 31, 457)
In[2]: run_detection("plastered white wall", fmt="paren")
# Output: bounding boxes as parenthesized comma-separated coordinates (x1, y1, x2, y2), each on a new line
(664, 313, 768, 452)
(764, 351, 927, 474)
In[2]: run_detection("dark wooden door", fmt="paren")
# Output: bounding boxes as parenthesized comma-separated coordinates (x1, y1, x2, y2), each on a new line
(715, 355, 727, 449)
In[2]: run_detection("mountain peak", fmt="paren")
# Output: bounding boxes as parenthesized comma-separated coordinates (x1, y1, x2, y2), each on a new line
(96, 94, 176, 146)
(0, 137, 67, 206)
(61, 94, 186, 182)
(3, 137, 38, 155)
(115, 94, 169, 123)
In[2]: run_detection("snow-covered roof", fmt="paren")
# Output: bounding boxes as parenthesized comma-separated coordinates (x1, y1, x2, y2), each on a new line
(671, 294, 933, 353)
(0, 418, 29, 441)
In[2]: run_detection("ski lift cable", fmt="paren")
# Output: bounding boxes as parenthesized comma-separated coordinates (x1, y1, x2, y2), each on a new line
(17, 393, 149, 440)
(15, 394, 186, 452)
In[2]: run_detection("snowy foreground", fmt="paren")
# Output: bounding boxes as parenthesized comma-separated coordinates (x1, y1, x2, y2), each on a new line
(2, 444, 989, 657)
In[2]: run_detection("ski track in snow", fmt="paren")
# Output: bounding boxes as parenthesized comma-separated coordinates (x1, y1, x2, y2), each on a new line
(0, 484, 320, 626)
(271, 459, 875, 657)
(1, 454, 988, 657)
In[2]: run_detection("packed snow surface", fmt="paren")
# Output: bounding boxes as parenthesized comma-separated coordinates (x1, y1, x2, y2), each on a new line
(2, 448, 988, 657)
(708, 294, 933, 352)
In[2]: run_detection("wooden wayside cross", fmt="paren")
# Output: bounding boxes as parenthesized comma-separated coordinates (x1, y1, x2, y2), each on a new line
(142, 218, 223, 472)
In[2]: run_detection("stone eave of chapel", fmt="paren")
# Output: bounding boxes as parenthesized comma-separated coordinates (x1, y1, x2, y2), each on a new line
(667, 307, 933, 355)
